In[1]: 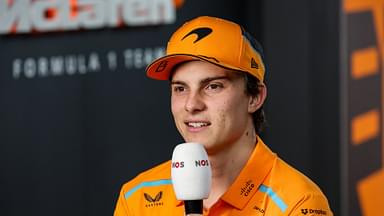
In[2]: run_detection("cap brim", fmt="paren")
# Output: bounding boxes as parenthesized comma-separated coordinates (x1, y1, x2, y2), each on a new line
(146, 54, 203, 80)
(146, 54, 258, 81)
(147, 53, 241, 80)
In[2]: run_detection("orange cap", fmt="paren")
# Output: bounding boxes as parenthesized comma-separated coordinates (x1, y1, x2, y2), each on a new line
(146, 16, 266, 82)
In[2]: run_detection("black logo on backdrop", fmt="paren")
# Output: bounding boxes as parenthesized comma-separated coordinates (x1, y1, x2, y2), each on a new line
(301, 208, 327, 215)
(144, 191, 164, 207)
(182, 27, 213, 43)
(251, 58, 259, 69)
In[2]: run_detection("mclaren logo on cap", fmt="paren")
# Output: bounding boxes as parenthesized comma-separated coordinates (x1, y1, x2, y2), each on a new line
(182, 27, 213, 43)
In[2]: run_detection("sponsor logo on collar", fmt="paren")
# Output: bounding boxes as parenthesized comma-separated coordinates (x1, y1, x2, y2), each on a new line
(240, 180, 255, 197)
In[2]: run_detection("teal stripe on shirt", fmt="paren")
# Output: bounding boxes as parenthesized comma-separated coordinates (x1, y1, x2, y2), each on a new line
(259, 184, 288, 212)
(124, 179, 172, 199)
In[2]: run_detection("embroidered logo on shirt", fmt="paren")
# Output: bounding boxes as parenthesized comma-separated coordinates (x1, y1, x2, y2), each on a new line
(144, 191, 164, 207)
(301, 208, 327, 215)
(240, 180, 255, 196)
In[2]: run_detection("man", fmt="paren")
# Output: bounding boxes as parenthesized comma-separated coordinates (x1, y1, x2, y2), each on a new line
(114, 16, 333, 216)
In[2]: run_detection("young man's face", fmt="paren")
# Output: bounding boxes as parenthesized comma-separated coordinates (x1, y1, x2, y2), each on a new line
(170, 60, 258, 154)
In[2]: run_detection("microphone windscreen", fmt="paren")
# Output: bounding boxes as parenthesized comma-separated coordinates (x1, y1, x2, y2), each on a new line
(171, 143, 211, 200)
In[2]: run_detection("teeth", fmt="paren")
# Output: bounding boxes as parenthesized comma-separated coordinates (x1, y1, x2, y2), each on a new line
(188, 122, 208, 128)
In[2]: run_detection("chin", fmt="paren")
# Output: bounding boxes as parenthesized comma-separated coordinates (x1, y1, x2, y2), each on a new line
(184, 137, 208, 146)
(185, 139, 205, 145)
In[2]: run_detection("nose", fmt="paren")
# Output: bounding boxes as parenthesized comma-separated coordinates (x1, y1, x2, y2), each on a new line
(184, 92, 206, 113)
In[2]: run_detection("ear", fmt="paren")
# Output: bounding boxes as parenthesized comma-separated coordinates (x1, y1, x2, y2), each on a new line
(248, 84, 267, 113)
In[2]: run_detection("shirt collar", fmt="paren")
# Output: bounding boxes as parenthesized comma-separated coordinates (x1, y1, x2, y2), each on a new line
(221, 137, 276, 209)
(174, 137, 276, 209)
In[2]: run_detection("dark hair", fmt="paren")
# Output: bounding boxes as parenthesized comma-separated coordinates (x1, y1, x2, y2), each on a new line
(242, 72, 267, 134)
(239, 27, 267, 133)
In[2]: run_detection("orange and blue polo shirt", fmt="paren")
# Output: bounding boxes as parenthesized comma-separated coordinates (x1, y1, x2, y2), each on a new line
(114, 138, 333, 215)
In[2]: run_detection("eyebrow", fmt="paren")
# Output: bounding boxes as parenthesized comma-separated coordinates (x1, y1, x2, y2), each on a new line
(171, 75, 231, 86)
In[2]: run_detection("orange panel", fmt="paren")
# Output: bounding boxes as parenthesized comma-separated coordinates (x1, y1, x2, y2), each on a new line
(357, 169, 384, 216)
(351, 47, 379, 79)
(351, 109, 380, 145)
(344, 0, 381, 12)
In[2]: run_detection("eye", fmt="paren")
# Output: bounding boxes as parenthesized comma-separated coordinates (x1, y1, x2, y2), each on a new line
(172, 85, 186, 93)
(206, 83, 223, 91)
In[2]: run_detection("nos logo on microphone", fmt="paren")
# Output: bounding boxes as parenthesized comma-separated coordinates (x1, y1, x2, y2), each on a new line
(195, 159, 209, 167)
(172, 160, 209, 168)
(172, 161, 184, 168)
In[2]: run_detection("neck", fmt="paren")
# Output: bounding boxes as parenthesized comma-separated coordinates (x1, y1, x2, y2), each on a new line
(203, 128, 257, 209)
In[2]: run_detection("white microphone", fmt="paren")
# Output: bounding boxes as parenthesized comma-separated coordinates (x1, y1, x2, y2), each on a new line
(171, 143, 212, 215)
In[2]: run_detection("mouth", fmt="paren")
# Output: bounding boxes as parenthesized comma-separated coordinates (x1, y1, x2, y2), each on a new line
(185, 121, 211, 128)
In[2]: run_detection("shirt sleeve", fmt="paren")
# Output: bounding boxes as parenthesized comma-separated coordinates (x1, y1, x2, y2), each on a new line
(113, 188, 132, 216)
(287, 193, 333, 216)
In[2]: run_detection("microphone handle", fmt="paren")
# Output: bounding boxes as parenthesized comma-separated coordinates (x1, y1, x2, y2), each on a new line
(184, 200, 203, 215)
